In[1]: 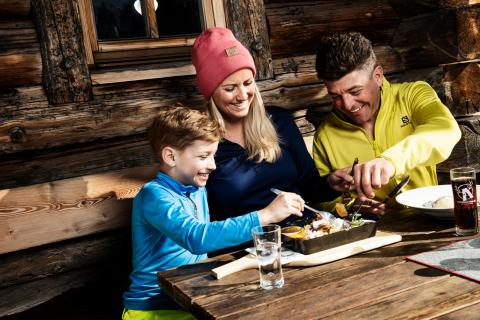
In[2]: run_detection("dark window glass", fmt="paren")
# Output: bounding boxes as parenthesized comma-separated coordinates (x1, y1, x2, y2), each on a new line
(156, 0, 202, 37)
(93, 0, 147, 41)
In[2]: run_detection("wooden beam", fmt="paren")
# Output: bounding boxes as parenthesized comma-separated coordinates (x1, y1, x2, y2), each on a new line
(0, 165, 156, 254)
(438, 116, 480, 173)
(265, 0, 399, 59)
(0, 77, 205, 154)
(457, 5, 480, 60)
(0, 135, 156, 189)
(0, 0, 31, 17)
(0, 48, 42, 86)
(0, 230, 129, 288)
(31, 0, 92, 104)
(443, 62, 480, 116)
(393, 9, 456, 67)
(0, 263, 125, 317)
(224, 0, 274, 80)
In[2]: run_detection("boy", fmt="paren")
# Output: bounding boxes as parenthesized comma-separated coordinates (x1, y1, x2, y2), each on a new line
(122, 106, 305, 320)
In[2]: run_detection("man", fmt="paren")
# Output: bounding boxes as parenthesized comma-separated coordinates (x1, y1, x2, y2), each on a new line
(313, 31, 461, 214)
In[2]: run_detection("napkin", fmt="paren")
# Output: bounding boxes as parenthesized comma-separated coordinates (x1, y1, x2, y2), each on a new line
(407, 237, 480, 283)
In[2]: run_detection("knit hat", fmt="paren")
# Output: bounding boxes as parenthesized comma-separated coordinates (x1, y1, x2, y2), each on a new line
(192, 27, 257, 99)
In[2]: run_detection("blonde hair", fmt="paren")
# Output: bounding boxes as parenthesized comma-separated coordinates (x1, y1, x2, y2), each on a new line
(207, 86, 281, 163)
(148, 105, 223, 164)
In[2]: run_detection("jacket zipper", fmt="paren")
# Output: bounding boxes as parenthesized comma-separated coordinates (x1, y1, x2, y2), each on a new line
(185, 192, 198, 220)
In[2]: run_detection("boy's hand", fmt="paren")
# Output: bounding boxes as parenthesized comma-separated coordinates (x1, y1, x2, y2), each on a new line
(258, 191, 304, 225)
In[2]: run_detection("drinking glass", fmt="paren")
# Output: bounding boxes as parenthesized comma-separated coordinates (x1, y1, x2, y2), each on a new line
(251, 225, 284, 289)
(450, 167, 478, 236)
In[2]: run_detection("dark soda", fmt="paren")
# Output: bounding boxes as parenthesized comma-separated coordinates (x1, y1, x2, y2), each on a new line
(451, 177, 478, 233)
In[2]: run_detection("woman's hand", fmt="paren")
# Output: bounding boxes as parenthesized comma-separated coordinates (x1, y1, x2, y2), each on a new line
(258, 191, 304, 225)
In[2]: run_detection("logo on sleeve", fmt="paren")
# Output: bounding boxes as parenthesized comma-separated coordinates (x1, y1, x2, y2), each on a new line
(400, 115, 410, 127)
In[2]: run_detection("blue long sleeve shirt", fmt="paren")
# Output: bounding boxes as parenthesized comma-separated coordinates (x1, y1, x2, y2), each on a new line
(123, 172, 260, 311)
(207, 107, 339, 221)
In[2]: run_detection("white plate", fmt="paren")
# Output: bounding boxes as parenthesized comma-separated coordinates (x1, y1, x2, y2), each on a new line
(396, 185, 480, 220)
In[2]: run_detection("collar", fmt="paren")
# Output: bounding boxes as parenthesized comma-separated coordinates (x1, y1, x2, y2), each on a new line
(155, 171, 198, 196)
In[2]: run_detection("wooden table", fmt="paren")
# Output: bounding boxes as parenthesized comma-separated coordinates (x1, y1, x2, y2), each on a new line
(157, 210, 480, 319)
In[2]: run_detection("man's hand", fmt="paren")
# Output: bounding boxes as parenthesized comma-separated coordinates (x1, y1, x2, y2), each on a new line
(327, 168, 354, 192)
(353, 157, 395, 201)
(350, 198, 386, 216)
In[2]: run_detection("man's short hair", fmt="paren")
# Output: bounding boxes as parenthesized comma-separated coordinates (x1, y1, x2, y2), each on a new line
(148, 105, 223, 162)
(315, 32, 377, 81)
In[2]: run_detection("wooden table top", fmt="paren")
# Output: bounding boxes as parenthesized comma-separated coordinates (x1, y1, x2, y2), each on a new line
(157, 209, 480, 319)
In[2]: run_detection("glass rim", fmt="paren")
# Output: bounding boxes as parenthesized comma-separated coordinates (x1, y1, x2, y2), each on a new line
(251, 224, 280, 234)
(450, 167, 476, 173)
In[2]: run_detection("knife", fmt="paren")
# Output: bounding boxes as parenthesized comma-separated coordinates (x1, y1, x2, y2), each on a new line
(381, 175, 410, 204)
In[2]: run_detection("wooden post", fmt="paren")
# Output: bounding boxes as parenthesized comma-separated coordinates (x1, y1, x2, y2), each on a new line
(223, 0, 274, 80)
(31, 0, 92, 104)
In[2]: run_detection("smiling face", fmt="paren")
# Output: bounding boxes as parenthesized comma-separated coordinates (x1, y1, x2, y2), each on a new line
(325, 66, 383, 129)
(211, 69, 255, 123)
(168, 139, 218, 188)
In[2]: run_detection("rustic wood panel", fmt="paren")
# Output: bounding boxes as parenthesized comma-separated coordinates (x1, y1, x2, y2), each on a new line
(31, 0, 92, 103)
(394, 11, 457, 67)
(440, 116, 480, 172)
(272, 45, 404, 79)
(0, 0, 31, 17)
(224, 0, 273, 80)
(0, 19, 38, 49)
(0, 94, 203, 155)
(0, 230, 129, 288)
(0, 165, 156, 254)
(265, 0, 400, 58)
(0, 48, 42, 86)
(0, 85, 46, 108)
(434, 301, 480, 319)
(0, 135, 155, 189)
(457, 6, 480, 60)
(0, 263, 125, 317)
(443, 62, 480, 116)
(0, 56, 452, 155)
(330, 276, 480, 320)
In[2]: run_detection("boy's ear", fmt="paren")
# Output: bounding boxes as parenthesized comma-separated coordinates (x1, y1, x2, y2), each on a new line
(161, 146, 177, 167)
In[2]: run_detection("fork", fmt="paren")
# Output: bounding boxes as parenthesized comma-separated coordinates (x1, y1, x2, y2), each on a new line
(342, 157, 358, 205)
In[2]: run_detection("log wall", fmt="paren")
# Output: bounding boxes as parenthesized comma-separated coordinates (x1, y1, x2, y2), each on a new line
(1, 0, 479, 316)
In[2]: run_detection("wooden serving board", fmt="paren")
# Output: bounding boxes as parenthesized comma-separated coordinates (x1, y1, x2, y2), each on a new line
(211, 232, 402, 279)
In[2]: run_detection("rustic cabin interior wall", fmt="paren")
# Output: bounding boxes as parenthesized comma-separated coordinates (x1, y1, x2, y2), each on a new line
(0, 0, 479, 318)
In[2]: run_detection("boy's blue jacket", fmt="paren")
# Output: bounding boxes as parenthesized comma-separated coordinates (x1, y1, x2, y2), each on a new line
(123, 172, 260, 310)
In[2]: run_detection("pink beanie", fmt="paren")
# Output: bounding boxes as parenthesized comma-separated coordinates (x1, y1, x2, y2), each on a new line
(192, 27, 257, 99)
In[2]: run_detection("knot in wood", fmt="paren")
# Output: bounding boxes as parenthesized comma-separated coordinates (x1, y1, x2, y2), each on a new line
(63, 57, 75, 70)
(9, 127, 27, 144)
(252, 41, 263, 52)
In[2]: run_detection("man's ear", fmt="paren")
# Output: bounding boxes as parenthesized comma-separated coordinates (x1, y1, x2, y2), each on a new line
(162, 146, 177, 167)
(373, 65, 384, 86)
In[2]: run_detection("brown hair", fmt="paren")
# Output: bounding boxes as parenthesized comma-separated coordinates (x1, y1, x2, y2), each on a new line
(148, 105, 223, 163)
(315, 32, 377, 81)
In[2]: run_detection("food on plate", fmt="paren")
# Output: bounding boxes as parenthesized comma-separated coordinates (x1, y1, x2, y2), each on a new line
(423, 195, 454, 209)
(335, 203, 349, 217)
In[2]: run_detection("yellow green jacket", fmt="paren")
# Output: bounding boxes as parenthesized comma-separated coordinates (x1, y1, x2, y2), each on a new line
(313, 78, 461, 210)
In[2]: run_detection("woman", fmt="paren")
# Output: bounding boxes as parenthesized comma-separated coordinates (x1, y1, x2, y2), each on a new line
(191, 27, 345, 221)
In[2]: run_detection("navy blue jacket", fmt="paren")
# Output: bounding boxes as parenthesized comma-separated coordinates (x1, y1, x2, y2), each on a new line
(207, 107, 339, 221)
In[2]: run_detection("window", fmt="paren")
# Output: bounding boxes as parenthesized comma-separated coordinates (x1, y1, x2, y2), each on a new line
(78, 0, 225, 82)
